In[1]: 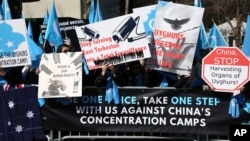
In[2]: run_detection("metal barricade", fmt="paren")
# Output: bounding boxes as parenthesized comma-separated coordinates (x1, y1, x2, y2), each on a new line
(45, 130, 229, 141)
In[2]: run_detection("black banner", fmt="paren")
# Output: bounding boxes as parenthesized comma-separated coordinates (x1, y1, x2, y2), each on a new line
(41, 87, 250, 136)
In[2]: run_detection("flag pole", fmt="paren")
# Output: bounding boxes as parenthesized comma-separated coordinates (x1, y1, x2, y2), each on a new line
(42, 39, 47, 52)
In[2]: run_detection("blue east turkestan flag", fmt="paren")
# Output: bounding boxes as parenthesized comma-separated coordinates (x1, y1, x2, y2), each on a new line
(143, 1, 168, 36)
(241, 15, 250, 58)
(88, 0, 120, 104)
(85, 0, 104, 75)
(0, 22, 25, 53)
(194, 0, 202, 7)
(195, 22, 209, 60)
(0, 86, 46, 141)
(207, 23, 228, 48)
(20, 11, 25, 19)
(27, 21, 33, 40)
(44, 0, 63, 52)
(0, 6, 3, 20)
(26, 20, 43, 68)
(193, 0, 208, 60)
(191, 0, 207, 89)
(88, 0, 103, 24)
(38, 10, 49, 46)
(0, 78, 7, 85)
(27, 34, 43, 68)
(1, 0, 12, 20)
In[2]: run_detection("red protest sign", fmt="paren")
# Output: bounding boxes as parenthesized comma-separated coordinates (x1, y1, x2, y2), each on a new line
(202, 47, 250, 92)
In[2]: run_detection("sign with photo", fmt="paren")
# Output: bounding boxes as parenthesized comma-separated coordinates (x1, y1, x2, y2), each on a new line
(38, 52, 82, 98)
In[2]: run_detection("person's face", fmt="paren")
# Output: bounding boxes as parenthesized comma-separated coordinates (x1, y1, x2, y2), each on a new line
(61, 46, 71, 53)
(131, 64, 142, 75)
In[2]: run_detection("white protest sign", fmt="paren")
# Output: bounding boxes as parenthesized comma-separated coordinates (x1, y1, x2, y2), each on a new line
(202, 47, 250, 92)
(0, 19, 31, 67)
(75, 13, 151, 70)
(38, 52, 82, 98)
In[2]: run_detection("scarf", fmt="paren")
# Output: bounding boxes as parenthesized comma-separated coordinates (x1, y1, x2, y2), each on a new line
(82, 57, 89, 75)
(105, 71, 120, 104)
(159, 72, 168, 87)
(228, 93, 250, 118)
(228, 97, 240, 118)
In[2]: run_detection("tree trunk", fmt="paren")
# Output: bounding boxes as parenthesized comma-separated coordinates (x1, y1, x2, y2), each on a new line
(125, 0, 130, 15)
(235, 15, 243, 47)
(81, 0, 91, 19)
(234, 0, 243, 47)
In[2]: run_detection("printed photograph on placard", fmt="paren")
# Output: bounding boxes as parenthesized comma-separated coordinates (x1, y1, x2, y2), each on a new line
(38, 52, 82, 98)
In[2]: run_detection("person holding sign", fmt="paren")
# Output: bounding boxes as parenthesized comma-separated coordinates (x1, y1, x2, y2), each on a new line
(0, 43, 81, 86)
(94, 62, 126, 87)
(56, 43, 72, 53)
(0, 40, 73, 86)
(94, 62, 126, 104)
(124, 60, 146, 86)
(56, 43, 97, 87)
(173, 48, 210, 89)
(144, 61, 202, 89)
(0, 66, 23, 86)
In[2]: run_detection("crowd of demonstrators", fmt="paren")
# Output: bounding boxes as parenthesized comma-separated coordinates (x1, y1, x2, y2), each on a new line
(0, 55, 204, 90)
(0, 43, 73, 87)
(0, 43, 95, 87)
(93, 58, 196, 89)
(94, 62, 127, 87)
(172, 48, 211, 90)
(0, 66, 23, 86)
(172, 57, 201, 89)
(0, 65, 39, 86)
(0, 42, 213, 91)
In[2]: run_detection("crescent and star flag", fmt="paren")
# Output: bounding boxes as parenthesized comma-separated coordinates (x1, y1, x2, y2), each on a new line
(44, 0, 63, 52)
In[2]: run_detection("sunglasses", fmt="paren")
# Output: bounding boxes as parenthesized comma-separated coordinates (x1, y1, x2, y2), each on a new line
(62, 49, 70, 53)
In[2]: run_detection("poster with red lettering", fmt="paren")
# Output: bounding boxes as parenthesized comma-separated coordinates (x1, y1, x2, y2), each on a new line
(145, 2, 204, 75)
(202, 47, 250, 92)
(75, 13, 152, 70)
